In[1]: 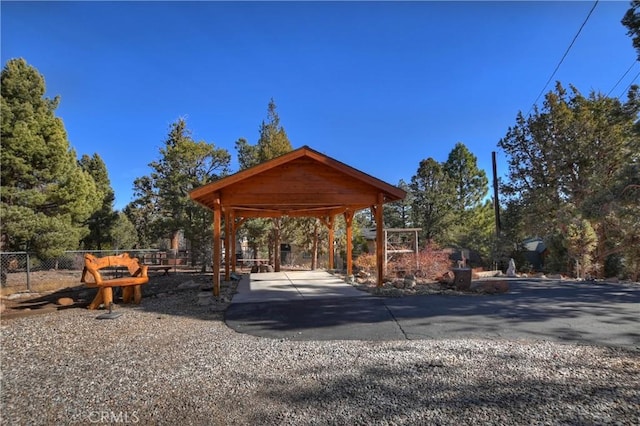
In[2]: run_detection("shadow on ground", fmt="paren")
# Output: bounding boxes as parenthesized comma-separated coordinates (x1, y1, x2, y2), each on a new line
(3, 273, 639, 350)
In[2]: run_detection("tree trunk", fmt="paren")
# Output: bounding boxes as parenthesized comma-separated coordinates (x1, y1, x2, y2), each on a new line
(311, 220, 319, 270)
(273, 218, 281, 272)
(170, 230, 180, 250)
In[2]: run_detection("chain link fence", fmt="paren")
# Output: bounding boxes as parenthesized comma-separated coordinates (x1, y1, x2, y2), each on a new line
(0, 250, 200, 294)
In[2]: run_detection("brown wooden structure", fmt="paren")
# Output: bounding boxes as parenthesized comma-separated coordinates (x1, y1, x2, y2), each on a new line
(190, 145, 406, 296)
(81, 253, 149, 310)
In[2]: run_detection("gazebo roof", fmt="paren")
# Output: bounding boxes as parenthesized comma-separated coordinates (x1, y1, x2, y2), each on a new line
(190, 145, 406, 218)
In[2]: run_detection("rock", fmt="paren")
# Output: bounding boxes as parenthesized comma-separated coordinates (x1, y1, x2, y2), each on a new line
(6, 292, 39, 300)
(548, 274, 563, 280)
(56, 297, 75, 306)
(404, 277, 416, 289)
(197, 293, 213, 306)
(506, 258, 517, 277)
(257, 264, 274, 273)
(0, 302, 5, 314)
(357, 270, 370, 279)
(439, 271, 454, 284)
(393, 280, 405, 289)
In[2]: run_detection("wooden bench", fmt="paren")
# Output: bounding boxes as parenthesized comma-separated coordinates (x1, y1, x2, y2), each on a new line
(81, 253, 149, 310)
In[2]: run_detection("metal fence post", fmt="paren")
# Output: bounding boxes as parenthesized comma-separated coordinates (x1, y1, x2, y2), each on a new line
(26, 252, 31, 292)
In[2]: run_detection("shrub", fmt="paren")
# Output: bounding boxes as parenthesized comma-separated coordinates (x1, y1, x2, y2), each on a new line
(354, 253, 377, 275)
(415, 243, 451, 280)
(355, 243, 452, 281)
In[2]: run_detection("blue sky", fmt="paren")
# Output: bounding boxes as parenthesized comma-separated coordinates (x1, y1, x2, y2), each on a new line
(1, 1, 637, 210)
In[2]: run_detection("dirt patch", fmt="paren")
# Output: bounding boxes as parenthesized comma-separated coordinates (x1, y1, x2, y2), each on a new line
(0, 271, 224, 321)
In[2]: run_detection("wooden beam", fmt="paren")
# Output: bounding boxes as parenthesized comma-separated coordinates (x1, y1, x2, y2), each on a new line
(324, 215, 335, 270)
(212, 196, 221, 297)
(374, 194, 384, 287)
(224, 209, 231, 281)
(219, 192, 381, 206)
(273, 218, 281, 272)
(230, 209, 237, 273)
(344, 210, 354, 276)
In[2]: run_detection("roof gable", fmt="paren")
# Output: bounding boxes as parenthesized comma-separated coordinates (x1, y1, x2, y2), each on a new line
(190, 145, 406, 217)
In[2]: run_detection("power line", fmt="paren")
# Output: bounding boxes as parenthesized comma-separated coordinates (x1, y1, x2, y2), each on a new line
(526, 0, 599, 116)
(607, 60, 638, 97)
(618, 70, 640, 99)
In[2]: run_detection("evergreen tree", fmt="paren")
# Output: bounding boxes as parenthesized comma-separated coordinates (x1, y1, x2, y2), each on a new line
(235, 137, 259, 170)
(257, 98, 293, 163)
(79, 153, 118, 250)
(234, 99, 292, 170)
(124, 176, 158, 248)
(410, 158, 455, 244)
(498, 82, 640, 277)
(622, 0, 640, 60)
(110, 212, 139, 250)
(234, 99, 294, 268)
(441, 143, 492, 264)
(1, 58, 100, 257)
(383, 179, 413, 228)
(130, 118, 230, 263)
(443, 142, 488, 212)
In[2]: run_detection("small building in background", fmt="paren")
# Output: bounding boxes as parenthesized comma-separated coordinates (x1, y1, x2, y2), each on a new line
(521, 237, 548, 271)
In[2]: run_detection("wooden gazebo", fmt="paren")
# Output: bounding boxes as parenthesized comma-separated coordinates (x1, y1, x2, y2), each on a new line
(189, 145, 406, 296)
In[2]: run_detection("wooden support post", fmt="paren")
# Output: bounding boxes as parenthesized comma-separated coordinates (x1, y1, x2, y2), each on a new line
(414, 228, 419, 272)
(273, 218, 281, 272)
(344, 210, 354, 277)
(325, 216, 335, 270)
(230, 210, 237, 273)
(212, 196, 221, 297)
(375, 194, 384, 288)
(102, 287, 113, 308)
(224, 209, 231, 282)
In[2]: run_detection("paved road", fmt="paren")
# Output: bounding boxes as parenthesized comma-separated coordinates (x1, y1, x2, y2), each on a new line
(225, 271, 640, 350)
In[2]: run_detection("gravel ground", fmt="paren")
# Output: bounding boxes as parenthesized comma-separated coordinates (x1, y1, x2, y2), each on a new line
(2, 286, 639, 425)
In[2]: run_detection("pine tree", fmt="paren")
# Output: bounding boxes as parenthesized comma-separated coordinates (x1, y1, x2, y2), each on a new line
(441, 142, 491, 263)
(79, 153, 118, 250)
(234, 99, 294, 268)
(257, 98, 293, 162)
(110, 212, 139, 250)
(383, 179, 413, 228)
(130, 118, 230, 264)
(622, 0, 640, 60)
(498, 83, 640, 277)
(443, 142, 488, 212)
(1, 58, 100, 258)
(410, 158, 455, 243)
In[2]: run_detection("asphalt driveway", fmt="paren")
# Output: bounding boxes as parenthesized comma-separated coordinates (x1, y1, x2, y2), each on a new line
(225, 271, 640, 350)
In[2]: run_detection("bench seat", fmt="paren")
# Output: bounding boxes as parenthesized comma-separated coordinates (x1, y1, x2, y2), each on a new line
(81, 253, 149, 310)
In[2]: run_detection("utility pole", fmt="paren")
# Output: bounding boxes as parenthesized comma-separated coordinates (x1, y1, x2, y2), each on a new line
(492, 151, 502, 271)
(492, 151, 501, 238)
